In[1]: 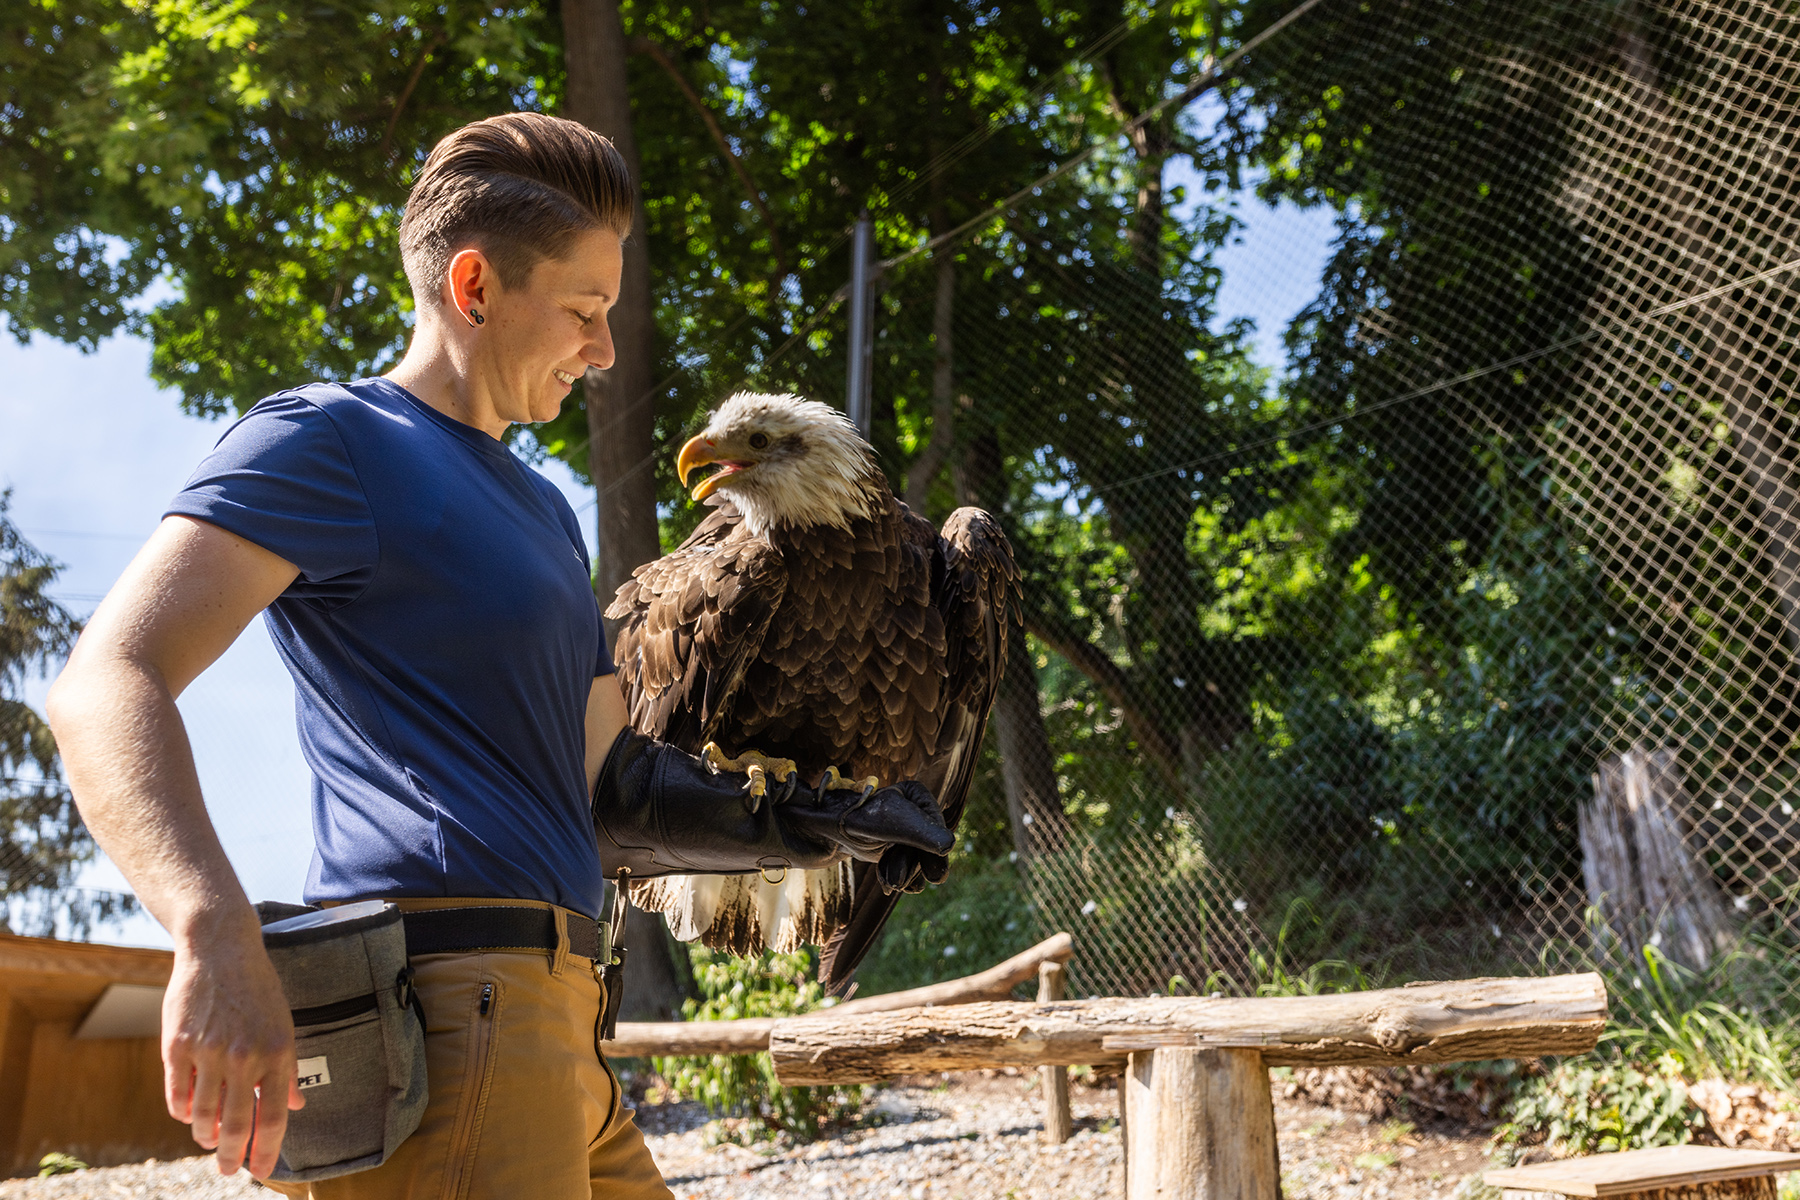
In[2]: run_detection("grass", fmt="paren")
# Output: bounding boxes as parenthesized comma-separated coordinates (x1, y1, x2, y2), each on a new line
(1586, 931, 1800, 1094)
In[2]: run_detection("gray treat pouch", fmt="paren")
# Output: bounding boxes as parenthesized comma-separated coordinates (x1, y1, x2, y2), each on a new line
(255, 900, 428, 1183)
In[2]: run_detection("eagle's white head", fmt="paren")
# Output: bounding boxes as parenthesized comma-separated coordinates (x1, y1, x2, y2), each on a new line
(676, 392, 886, 537)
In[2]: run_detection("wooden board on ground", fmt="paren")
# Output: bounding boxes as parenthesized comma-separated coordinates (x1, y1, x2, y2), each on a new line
(1485, 1146, 1800, 1198)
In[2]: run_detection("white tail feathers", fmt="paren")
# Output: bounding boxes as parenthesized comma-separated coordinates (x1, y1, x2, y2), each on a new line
(628, 863, 854, 955)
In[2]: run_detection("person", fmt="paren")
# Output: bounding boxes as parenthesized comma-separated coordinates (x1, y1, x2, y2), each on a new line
(46, 112, 953, 1199)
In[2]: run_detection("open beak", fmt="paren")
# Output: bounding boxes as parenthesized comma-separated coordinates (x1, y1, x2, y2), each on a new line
(676, 434, 746, 501)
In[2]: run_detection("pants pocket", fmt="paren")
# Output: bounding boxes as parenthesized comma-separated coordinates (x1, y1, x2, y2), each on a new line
(444, 974, 505, 1200)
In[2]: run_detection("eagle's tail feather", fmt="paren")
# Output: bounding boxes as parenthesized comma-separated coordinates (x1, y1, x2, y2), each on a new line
(629, 865, 854, 959)
(818, 861, 902, 993)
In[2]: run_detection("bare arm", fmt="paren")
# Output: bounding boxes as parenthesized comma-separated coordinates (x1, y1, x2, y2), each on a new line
(46, 515, 304, 1179)
(585, 673, 630, 796)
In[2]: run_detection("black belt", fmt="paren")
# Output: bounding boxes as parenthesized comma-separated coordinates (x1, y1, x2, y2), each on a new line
(401, 906, 604, 962)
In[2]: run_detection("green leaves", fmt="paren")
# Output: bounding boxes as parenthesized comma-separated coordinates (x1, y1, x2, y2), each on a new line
(1501, 1058, 1700, 1155)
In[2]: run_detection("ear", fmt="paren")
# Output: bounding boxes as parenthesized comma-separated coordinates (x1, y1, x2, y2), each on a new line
(443, 248, 497, 318)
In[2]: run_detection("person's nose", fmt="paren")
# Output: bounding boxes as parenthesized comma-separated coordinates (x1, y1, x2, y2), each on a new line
(584, 314, 616, 372)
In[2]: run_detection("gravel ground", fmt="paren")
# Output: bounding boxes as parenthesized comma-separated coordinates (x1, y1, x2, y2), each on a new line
(0, 1156, 264, 1199)
(0, 1072, 1496, 1198)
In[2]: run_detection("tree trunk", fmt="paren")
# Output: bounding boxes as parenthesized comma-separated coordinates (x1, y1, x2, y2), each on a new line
(954, 428, 1071, 858)
(903, 254, 957, 513)
(561, 0, 688, 1022)
(561, 0, 662, 608)
(994, 627, 1065, 860)
(1581, 747, 1737, 972)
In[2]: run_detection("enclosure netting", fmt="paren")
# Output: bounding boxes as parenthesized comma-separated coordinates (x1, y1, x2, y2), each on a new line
(672, 0, 1800, 1003)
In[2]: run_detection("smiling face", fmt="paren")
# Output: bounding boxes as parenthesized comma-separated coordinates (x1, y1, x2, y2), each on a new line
(676, 393, 887, 537)
(445, 225, 624, 430)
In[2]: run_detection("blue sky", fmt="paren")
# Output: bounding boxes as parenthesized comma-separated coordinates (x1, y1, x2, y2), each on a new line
(2, 180, 1335, 950)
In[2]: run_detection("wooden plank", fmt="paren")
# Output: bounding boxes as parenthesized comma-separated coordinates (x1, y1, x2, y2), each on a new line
(1038, 961, 1072, 1144)
(1503, 1180, 1774, 1200)
(0, 935, 173, 988)
(1486, 1146, 1800, 1197)
(770, 973, 1607, 1085)
(1125, 1047, 1278, 1200)
(604, 932, 1075, 1058)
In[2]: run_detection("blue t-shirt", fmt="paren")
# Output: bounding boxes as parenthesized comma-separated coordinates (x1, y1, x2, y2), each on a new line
(167, 378, 613, 917)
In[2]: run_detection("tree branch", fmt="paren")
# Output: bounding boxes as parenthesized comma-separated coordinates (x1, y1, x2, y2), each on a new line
(628, 36, 787, 278)
(382, 29, 447, 166)
(1023, 608, 1183, 789)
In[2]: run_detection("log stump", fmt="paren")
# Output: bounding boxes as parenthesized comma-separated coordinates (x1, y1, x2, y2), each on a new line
(1581, 748, 1737, 971)
(1123, 1047, 1278, 1200)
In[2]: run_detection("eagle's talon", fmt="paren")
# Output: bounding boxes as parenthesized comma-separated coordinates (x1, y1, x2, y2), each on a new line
(821, 765, 881, 793)
(700, 743, 799, 812)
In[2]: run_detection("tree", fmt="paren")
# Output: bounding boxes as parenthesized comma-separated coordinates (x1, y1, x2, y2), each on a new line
(0, 495, 129, 934)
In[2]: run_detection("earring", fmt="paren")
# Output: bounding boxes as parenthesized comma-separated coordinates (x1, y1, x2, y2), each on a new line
(467, 307, 485, 326)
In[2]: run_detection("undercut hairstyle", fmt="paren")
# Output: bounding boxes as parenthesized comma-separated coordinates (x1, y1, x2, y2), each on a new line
(399, 112, 633, 308)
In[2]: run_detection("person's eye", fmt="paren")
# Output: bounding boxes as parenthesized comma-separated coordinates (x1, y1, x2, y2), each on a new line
(749, 433, 770, 450)
(572, 309, 595, 325)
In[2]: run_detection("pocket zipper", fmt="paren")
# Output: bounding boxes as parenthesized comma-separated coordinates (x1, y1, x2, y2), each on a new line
(446, 978, 502, 1200)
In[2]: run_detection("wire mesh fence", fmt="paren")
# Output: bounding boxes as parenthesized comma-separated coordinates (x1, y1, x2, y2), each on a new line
(705, 0, 1800, 1003)
(10, 0, 1800, 1011)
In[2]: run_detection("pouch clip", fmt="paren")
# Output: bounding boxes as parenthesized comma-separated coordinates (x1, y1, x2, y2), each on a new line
(599, 873, 631, 1041)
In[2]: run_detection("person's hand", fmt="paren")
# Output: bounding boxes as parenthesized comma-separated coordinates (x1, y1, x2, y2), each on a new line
(162, 912, 304, 1178)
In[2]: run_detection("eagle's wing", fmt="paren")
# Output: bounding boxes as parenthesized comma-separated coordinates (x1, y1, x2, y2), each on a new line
(819, 506, 1021, 990)
(605, 501, 788, 752)
(605, 502, 815, 946)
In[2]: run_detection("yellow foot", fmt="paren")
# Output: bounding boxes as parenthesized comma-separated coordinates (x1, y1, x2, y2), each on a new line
(820, 765, 881, 793)
(701, 742, 798, 800)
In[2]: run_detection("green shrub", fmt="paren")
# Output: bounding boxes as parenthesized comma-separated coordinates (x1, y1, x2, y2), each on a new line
(854, 854, 1037, 996)
(653, 947, 866, 1141)
(37, 1152, 85, 1177)
(1498, 1057, 1701, 1155)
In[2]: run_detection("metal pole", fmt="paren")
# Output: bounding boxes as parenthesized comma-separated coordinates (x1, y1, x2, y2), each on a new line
(846, 212, 874, 437)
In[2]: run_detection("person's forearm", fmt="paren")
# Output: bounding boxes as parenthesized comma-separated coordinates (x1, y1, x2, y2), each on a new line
(47, 515, 304, 1178)
(48, 652, 259, 949)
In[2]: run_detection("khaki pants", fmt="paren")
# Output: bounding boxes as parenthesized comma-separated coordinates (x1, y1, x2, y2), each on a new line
(269, 898, 672, 1200)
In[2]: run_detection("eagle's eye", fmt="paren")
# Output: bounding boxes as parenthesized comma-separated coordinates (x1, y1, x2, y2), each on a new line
(749, 432, 770, 450)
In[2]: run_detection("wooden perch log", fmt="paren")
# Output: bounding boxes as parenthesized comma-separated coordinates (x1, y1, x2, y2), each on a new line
(770, 972, 1606, 1085)
(604, 932, 1074, 1058)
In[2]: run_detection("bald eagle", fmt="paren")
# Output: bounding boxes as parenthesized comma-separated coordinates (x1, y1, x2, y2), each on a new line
(605, 392, 1019, 988)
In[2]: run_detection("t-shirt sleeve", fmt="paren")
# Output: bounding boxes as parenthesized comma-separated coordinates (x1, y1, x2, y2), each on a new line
(165, 395, 379, 604)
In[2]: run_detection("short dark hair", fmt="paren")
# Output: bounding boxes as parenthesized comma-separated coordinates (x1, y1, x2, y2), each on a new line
(399, 112, 633, 307)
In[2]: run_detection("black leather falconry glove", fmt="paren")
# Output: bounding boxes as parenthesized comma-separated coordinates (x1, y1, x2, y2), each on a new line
(591, 729, 954, 889)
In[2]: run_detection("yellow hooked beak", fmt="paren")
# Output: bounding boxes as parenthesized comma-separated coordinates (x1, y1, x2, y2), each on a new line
(676, 433, 746, 502)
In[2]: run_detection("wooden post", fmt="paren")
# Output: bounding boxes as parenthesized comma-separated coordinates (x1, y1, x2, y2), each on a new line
(1038, 961, 1072, 1144)
(1118, 1072, 1130, 1197)
(1125, 1047, 1278, 1200)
